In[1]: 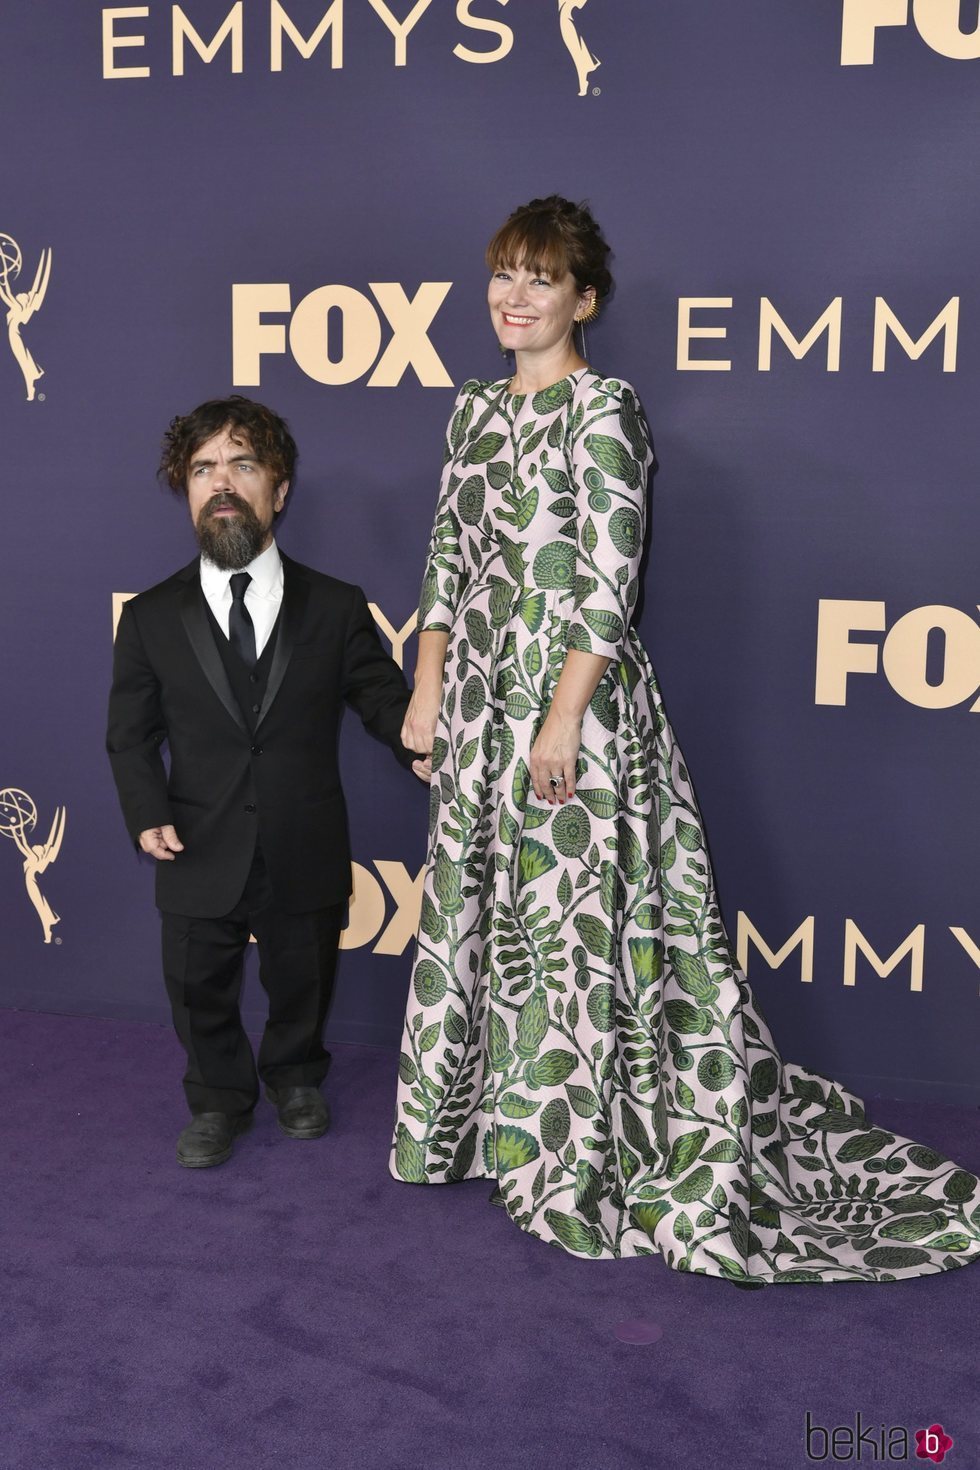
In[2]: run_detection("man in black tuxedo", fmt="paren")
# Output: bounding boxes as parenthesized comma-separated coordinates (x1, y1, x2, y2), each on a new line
(107, 396, 423, 1167)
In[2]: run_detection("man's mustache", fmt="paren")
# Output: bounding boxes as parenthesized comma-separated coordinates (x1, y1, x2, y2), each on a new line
(203, 493, 251, 520)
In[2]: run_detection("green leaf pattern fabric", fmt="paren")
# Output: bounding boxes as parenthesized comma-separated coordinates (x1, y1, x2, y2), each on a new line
(391, 368, 980, 1286)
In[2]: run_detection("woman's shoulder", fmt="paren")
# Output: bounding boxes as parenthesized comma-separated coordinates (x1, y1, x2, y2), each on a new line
(455, 375, 508, 400)
(444, 377, 506, 453)
(576, 368, 644, 405)
(573, 370, 654, 466)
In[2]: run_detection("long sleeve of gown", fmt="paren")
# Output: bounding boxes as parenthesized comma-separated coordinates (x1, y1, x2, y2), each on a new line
(566, 378, 656, 661)
(416, 381, 481, 633)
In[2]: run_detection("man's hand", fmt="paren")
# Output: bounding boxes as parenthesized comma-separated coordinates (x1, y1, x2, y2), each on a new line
(139, 824, 184, 861)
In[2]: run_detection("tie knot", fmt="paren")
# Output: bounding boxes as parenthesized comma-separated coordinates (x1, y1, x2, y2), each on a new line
(230, 572, 251, 602)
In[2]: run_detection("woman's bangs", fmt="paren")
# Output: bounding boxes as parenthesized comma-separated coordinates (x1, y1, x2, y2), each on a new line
(486, 219, 570, 281)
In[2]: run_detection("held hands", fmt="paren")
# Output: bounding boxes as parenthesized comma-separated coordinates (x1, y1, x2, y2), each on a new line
(139, 824, 184, 861)
(402, 682, 440, 785)
(530, 708, 582, 805)
(404, 631, 449, 785)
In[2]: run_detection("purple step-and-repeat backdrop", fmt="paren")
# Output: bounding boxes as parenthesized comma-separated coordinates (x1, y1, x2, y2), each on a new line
(1, 2, 977, 1102)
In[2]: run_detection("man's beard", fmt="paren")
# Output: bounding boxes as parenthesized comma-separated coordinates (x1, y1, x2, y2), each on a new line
(195, 494, 268, 570)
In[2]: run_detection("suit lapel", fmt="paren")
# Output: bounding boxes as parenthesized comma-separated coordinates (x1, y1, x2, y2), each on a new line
(256, 554, 309, 728)
(177, 569, 247, 734)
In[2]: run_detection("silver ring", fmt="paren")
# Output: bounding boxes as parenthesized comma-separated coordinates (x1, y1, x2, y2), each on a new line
(549, 776, 564, 789)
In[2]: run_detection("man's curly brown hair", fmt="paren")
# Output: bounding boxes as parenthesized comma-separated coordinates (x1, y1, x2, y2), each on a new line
(160, 395, 298, 496)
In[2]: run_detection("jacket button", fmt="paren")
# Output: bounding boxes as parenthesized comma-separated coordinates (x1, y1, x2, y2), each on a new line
(249, 674, 258, 684)
(251, 744, 262, 756)
(252, 703, 261, 713)
(244, 803, 256, 814)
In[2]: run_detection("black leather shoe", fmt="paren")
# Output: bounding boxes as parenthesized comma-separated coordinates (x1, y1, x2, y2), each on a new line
(176, 1111, 253, 1169)
(266, 1085, 330, 1139)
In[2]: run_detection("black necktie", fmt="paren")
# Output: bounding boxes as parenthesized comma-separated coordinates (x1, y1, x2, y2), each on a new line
(228, 572, 257, 667)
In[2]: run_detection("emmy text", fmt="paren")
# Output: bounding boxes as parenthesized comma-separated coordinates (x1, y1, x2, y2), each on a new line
(676, 297, 960, 373)
(102, 2, 514, 79)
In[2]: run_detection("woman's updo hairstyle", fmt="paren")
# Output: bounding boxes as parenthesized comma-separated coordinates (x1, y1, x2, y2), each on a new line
(486, 195, 613, 303)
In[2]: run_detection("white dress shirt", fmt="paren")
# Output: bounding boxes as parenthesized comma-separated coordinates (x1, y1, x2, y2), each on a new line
(200, 539, 284, 658)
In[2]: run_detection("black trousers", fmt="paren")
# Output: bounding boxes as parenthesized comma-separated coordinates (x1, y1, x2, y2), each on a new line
(160, 842, 345, 1116)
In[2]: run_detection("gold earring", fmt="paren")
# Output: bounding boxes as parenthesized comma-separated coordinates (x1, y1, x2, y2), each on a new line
(577, 298, 600, 324)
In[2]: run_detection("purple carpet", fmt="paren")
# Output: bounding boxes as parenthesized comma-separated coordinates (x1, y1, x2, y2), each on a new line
(1, 1010, 977, 1470)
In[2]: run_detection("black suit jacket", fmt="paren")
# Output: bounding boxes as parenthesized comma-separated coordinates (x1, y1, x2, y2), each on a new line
(106, 552, 415, 917)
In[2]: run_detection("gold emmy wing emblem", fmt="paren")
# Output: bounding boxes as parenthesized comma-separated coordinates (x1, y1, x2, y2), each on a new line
(0, 234, 51, 402)
(0, 788, 65, 943)
(558, 0, 600, 96)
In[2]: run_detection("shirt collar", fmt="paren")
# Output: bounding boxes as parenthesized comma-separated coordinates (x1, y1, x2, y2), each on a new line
(200, 538, 282, 599)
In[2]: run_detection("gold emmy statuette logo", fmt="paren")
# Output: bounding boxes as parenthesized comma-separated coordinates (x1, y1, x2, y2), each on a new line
(0, 788, 66, 943)
(0, 234, 52, 402)
(558, 0, 600, 95)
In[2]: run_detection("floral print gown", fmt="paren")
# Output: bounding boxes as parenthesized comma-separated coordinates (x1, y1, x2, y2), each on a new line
(390, 367, 980, 1286)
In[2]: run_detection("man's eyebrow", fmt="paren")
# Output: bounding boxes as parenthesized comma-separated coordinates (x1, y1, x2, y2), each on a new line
(188, 451, 257, 467)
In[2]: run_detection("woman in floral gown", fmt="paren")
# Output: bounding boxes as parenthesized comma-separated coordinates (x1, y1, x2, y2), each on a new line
(391, 195, 980, 1285)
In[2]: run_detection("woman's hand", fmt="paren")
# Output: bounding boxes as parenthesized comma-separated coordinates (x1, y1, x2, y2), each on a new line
(529, 649, 610, 804)
(401, 684, 440, 757)
(530, 708, 582, 804)
(402, 629, 449, 763)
